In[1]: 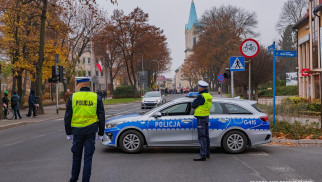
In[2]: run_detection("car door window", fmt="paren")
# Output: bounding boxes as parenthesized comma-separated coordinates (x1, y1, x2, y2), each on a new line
(210, 102, 224, 114)
(161, 103, 190, 116)
(224, 103, 252, 114)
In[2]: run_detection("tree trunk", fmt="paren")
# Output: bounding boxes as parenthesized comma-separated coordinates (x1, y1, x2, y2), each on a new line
(0, 65, 3, 119)
(22, 70, 27, 108)
(109, 66, 114, 95)
(35, 0, 48, 114)
(254, 84, 259, 101)
(17, 70, 23, 107)
(12, 76, 16, 94)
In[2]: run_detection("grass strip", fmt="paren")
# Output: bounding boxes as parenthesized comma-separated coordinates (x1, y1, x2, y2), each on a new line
(103, 98, 141, 105)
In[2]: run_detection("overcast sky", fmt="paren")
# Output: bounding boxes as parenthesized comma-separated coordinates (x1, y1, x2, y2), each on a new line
(98, 0, 286, 78)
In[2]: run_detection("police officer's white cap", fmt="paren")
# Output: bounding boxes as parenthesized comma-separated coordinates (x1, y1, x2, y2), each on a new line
(198, 80, 209, 88)
(76, 77, 91, 84)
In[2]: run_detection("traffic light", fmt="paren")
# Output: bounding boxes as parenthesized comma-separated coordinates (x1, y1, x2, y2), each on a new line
(224, 68, 231, 79)
(50, 66, 58, 83)
(58, 66, 66, 83)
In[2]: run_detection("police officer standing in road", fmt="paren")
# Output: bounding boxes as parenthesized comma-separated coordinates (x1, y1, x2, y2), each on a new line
(192, 80, 213, 161)
(64, 77, 105, 182)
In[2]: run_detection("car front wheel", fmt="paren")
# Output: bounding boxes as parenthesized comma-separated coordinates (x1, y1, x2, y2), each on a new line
(119, 130, 144, 153)
(222, 130, 247, 154)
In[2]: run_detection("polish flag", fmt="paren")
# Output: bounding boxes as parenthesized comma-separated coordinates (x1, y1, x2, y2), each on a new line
(96, 61, 103, 73)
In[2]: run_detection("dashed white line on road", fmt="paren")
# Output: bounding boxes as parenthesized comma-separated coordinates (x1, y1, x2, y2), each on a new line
(4, 141, 24, 147)
(30, 134, 46, 139)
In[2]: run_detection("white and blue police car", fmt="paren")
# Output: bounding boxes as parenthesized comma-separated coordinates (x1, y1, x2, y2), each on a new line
(102, 97, 272, 154)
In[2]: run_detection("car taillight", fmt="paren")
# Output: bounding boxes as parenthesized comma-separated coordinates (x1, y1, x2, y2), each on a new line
(260, 116, 269, 122)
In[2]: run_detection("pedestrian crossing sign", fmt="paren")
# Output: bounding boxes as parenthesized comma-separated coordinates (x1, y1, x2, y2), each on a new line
(230, 57, 245, 71)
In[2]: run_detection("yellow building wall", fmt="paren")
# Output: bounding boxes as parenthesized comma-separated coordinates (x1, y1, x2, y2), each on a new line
(298, 23, 310, 40)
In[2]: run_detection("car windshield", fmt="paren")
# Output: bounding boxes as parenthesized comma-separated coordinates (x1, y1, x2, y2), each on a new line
(144, 92, 161, 97)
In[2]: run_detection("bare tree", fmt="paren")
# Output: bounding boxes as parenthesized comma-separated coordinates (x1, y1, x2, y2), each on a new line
(276, 0, 308, 33)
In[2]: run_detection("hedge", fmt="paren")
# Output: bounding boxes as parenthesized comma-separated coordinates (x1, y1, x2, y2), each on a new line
(258, 86, 298, 97)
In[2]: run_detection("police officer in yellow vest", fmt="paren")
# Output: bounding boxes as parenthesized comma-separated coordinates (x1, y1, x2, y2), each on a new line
(192, 80, 213, 161)
(64, 77, 105, 182)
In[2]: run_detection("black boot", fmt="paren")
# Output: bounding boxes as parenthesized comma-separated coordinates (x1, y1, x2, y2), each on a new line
(193, 156, 206, 161)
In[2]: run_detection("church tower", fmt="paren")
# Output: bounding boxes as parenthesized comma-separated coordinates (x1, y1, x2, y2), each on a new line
(175, 0, 200, 90)
(185, 0, 200, 59)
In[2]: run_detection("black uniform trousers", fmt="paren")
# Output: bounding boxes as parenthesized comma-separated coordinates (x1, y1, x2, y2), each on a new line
(197, 116, 210, 158)
(70, 133, 96, 182)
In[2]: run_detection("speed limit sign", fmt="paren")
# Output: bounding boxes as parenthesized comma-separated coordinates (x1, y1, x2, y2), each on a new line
(240, 39, 260, 58)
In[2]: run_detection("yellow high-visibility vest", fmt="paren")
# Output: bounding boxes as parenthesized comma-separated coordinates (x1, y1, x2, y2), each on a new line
(194, 93, 213, 117)
(71, 92, 98, 127)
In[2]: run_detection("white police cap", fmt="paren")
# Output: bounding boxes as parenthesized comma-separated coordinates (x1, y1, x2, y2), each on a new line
(198, 80, 209, 88)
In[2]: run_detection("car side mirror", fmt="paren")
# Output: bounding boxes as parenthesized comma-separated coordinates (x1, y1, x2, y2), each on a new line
(152, 112, 162, 118)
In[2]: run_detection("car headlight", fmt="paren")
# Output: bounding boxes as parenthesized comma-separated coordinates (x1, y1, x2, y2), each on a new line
(141, 100, 145, 103)
(105, 121, 125, 129)
(157, 99, 161, 103)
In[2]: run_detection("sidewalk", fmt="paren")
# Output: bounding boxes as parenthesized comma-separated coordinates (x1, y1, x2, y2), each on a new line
(0, 101, 114, 130)
(0, 104, 67, 130)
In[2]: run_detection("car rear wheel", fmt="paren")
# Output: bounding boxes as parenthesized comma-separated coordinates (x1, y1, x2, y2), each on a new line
(119, 130, 144, 153)
(222, 130, 247, 154)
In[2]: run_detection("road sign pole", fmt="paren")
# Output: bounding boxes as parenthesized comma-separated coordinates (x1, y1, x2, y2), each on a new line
(231, 71, 234, 98)
(273, 42, 276, 125)
(249, 60, 251, 100)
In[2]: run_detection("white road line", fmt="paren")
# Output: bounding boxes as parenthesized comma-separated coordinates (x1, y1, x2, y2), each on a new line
(233, 156, 267, 181)
(4, 141, 24, 147)
(30, 134, 46, 139)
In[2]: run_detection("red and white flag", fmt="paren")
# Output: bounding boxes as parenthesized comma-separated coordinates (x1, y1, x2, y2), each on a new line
(96, 61, 103, 73)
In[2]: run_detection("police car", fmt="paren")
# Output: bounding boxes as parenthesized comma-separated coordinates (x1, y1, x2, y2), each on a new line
(102, 97, 272, 154)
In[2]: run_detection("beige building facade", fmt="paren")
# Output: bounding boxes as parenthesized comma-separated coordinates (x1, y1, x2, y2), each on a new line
(293, 0, 322, 99)
(78, 42, 110, 92)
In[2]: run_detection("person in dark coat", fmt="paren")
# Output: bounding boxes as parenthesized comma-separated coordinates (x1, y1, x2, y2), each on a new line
(2, 91, 9, 119)
(26, 90, 37, 117)
(11, 91, 22, 119)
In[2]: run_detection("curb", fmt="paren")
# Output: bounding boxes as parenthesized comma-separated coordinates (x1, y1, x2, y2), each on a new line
(272, 138, 322, 145)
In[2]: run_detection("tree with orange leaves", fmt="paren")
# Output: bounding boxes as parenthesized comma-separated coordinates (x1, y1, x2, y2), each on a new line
(106, 8, 171, 98)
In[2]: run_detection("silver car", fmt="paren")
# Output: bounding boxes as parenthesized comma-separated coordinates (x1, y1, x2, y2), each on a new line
(102, 97, 272, 154)
(141, 91, 166, 109)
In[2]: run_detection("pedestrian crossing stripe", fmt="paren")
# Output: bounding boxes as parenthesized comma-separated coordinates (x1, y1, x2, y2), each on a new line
(231, 58, 244, 70)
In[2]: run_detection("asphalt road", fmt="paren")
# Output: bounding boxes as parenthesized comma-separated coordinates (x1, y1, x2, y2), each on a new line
(0, 94, 321, 182)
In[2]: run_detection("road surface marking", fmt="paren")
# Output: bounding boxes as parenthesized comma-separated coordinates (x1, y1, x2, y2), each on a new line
(4, 141, 24, 147)
(30, 134, 46, 139)
(233, 156, 267, 181)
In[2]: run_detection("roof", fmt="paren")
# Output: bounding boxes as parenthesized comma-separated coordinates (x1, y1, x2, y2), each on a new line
(314, 3, 322, 14)
(292, 12, 309, 30)
(185, 0, 200, 31)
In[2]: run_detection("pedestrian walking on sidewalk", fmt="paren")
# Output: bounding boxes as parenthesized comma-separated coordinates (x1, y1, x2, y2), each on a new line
(2, 91, 9, 119)
(65, 77, 105, 182)
(11, 91, 22, 119)
(26, 90, 37, 117)
(192, 80, 213, 161)
(65, 89, 72, 107)
(218, 86, 221, 96)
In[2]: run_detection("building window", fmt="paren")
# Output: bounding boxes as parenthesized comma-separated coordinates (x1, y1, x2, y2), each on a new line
(100, 84, 105, 90)
(88, 71, 91, 77)
(88, 58, 91, 64)
(96, 71, 99, 76)
(83, 58, 85, 64)
(193, 37, 196, 47)
(101, 71, 104, 77)
(312, 1, 319, 68)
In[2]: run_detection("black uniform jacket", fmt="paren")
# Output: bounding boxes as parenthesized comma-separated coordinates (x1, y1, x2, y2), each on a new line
(64, 87, 106, 136)
(191, 89, 209, 119)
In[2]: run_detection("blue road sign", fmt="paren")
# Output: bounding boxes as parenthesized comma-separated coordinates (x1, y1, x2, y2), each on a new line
(217, 73, 225, 82)
(268, 45, 274, 53)
(275, 50, 297, 57)
(230, 57, 245, 71)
